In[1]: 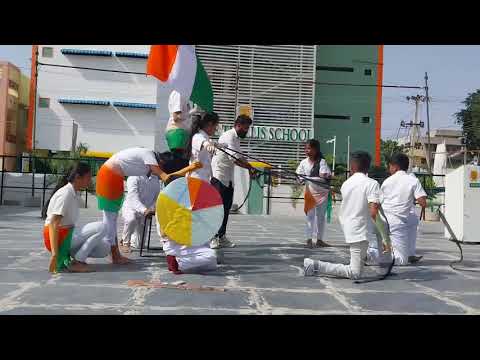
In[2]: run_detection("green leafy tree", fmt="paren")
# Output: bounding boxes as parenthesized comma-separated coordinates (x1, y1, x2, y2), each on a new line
(287, 159, 303, 208)
(46, 143, 92, 189)
(455, 89, 480, 149)
(381, 139, 404, 167)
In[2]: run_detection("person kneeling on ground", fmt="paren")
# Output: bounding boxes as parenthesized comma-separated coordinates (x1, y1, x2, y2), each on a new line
(370, 153, 427, 265)
(154, 150, 217, 274)
(304, 151, 381, 280)
(42, 162, 112, 273)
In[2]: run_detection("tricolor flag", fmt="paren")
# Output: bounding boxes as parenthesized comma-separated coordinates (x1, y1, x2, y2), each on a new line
(146, 45, 213, 112)
(304, 181, 332, 223)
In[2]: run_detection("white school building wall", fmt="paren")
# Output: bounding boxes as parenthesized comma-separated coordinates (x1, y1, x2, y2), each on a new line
(34, 45, 317, 163)
(34, 45, 171, 154)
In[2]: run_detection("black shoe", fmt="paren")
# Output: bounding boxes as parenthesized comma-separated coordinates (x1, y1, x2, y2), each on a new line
(408, 255, 423, 264)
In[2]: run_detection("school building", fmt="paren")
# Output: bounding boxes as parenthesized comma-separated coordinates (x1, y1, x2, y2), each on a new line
(29, 45, 383, 166)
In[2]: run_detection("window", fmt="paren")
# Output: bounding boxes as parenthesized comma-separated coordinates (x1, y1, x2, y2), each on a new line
(316, 66, 354, 72)
(315, 114, 351, 120)
(42, 47, 53, 58)
(38, 97, 50, 108)
(364, 69, 372, 76)
(361, 116, 371, 124)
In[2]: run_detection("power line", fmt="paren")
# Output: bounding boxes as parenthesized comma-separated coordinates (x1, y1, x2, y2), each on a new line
(37, 61, 423, 89)
(37, 62, 147, 76)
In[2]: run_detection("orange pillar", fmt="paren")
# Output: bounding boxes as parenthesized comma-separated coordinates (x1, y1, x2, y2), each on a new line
(26, 45, 38, 152)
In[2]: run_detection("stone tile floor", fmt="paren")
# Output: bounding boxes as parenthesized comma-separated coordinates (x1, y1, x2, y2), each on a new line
(1, 206, 479, 315)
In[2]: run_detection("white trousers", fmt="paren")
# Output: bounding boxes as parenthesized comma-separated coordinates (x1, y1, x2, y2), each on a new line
(408, 222, 418, 257)
(391, 224, 412, 265)
(306, 201, 327, 240)
(102, 211, 118, 246)
(162, 238, 217, 273)
(367, 224, 413, 266)
(316, 240, 369, 280)
(367, 229, 392, 265)
(70, 222, 110, 262)
(121, 210, 144, 248)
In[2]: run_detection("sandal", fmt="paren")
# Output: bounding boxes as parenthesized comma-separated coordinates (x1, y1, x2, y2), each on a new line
(315, 239, 331, 248)
(305, 239, 314, 249)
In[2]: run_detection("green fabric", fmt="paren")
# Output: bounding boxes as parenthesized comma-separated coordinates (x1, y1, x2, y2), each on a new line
(57, 228, 73, 272)
(97, 194, 124, 213)
(166, 128, 188, 151)
(374, 211, 391, 247)
(326, 192, 332, 224)
(190, 56, 213, 112)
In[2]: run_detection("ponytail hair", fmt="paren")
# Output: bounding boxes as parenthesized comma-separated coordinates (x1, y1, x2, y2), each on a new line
(186, 111, 220, 158)
(41, 162, 91, 219)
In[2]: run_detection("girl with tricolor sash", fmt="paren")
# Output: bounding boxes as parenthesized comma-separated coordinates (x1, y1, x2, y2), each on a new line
(43, 162, 111, 273)
(296, 139, 332, 249)
(96, 147, 202, 262)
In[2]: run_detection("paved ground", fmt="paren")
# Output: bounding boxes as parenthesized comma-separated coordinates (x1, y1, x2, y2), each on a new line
(1, 205, 480, 315)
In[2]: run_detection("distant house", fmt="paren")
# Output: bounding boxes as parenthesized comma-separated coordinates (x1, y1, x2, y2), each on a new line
(0, 61, 29, 172)
(398, 129, 463, 170)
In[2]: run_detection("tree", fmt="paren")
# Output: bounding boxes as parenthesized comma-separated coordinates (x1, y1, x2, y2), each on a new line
(286, 159, 303, 208)
(455, 89, 480, 149)
(380, 139, 404, 167)
(46, 143, 91, 189)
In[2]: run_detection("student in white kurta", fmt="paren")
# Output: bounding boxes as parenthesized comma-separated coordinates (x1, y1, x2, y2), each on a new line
(97, 147, 201, 264)
(407, 172, 425, 259)
(304, 151, 381, 280)
(43, 162, 110, 273)
(378, 153, 427, 265)
(120, 175, 161, 251)
(296, 139, 332, 249)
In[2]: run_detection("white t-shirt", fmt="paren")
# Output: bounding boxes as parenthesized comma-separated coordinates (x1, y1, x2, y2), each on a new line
(45, 183, 79, 227)
(339, 172, 381, 243)
(109, 147, 158, 177)
(166, 90, 191, 132)
(122, 175, 161, 215)
(296, 158, 331, 178)
(212, 128, 244, 187)
(190, 130, 212, 181)
(381, 170, 427, 227)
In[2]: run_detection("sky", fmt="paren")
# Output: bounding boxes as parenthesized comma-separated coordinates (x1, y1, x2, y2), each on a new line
(0, 45, 478, 140)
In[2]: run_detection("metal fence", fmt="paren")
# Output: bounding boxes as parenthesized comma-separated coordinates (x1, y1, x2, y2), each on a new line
(1, 154, 448, 218)
(0, 154, 108, 212)
(262, 169, 446, 215)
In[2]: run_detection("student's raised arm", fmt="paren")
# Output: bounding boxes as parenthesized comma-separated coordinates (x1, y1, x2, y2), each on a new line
(168, 161, 203, 179)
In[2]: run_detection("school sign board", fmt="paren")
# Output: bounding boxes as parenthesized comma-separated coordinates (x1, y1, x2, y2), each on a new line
(219, 124, 313, 143)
